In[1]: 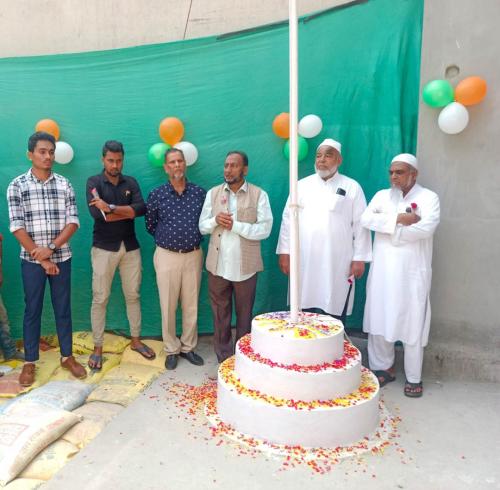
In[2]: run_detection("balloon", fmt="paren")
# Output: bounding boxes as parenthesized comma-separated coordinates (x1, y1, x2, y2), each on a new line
(438, 102, 469, 134)
(298, 114, 323, 138)
(54, 141, 74, 164)
(159, 117, 184, 145)
(272, 112, 290, 139)
(148, 142, 170, 167)
(283, 136, 309, 161)
(422, 80, 454, 107)
(455, 76, 487, 106)
(174, 141, 198, 166)
(35, 119, 60, 140)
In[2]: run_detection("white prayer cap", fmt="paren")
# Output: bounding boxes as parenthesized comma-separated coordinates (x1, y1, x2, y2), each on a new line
(391, 153, 418, 170)
(317, 138, 341, 155)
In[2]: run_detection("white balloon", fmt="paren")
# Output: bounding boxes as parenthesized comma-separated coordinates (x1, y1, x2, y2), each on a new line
(298, 114, 323, 138)
(438, 102, 469, 135)
(174, 141, 198, 166)
(54, 141, 74, 164)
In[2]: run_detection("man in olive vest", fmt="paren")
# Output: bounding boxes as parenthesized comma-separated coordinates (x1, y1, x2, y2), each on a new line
(199, 151, 273, 363)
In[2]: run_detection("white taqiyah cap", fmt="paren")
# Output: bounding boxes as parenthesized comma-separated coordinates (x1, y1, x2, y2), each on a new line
(391, 153, 418, 170)
(317, 138, 341, 155)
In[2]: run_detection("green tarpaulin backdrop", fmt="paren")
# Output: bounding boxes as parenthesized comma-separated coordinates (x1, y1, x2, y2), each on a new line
(0, 0, 423, 339)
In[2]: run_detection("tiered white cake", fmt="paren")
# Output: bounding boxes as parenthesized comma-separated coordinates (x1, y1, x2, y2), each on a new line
(217, 311, 380, 448)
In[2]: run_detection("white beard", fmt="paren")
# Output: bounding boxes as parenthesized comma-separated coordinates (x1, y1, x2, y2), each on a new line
(315, 165, 338, 180)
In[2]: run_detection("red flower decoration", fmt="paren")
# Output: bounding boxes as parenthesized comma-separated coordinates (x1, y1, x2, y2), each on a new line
(411, 202, 417, 210)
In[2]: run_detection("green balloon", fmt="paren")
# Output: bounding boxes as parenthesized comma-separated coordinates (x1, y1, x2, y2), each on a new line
(148, 142, 170, 167)
(422, 79, 454, 107)
(283, 136, 309, 162)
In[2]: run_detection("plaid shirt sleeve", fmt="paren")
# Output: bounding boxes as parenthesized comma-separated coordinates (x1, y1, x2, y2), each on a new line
(7, 180, 25, 233)
(65, 180, 80, 227)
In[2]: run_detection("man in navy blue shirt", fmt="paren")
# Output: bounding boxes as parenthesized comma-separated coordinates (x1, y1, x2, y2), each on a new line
(146, 148, 206, 370)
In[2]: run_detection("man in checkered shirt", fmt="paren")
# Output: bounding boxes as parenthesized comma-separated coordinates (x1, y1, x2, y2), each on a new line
(7, 131, 87, 386)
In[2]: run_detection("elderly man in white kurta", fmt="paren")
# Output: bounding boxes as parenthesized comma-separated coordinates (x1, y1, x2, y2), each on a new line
(277, 139, 372, 322)
(361, 153, 440, 398)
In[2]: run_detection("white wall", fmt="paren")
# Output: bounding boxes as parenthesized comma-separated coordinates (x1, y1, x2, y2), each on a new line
(418, 0, 500, 381)
(0, 0, 348, 57)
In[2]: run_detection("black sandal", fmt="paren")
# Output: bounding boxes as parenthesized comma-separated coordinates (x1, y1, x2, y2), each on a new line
(404, 380, 423, 398)
(373, 370, 396, 387)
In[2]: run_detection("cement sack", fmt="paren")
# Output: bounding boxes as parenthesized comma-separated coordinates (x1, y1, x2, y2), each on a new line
(63, 401, 123, 448)
(0, 403, 80, 485)
(3, 479, 44, 489)
(87, 363, 162, 406)
(5, 381, 95, 413)
(50, 353, 121, 384)
(71, 332, 131, 355)
(19, 440, 78, 481)
(120, 340, 166, 370)
(0, 351, 61, 398)
(44, 332, 130, 354)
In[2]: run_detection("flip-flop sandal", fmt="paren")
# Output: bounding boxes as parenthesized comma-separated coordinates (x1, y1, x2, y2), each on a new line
(88, 353, 103, 371)
(131, 344, 156, 360)
(404, 380, 423, 398)
(373, 370, 396, 387)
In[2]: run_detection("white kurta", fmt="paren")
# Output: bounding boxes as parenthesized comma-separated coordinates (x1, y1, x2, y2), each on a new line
(277, 172, 372, 316)
(361, 183, 440, 346)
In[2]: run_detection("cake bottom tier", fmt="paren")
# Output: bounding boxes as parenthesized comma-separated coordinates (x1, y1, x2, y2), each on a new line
(217, 358, 380, 448)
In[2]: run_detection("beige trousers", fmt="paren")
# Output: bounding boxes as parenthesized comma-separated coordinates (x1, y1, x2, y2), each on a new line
(153, 247, 202, 355)
(91, 243, 142, 346)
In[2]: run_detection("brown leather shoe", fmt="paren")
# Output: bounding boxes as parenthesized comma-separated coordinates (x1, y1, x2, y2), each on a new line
(61, 355, 87, 379)
(19, 363, 36, 387)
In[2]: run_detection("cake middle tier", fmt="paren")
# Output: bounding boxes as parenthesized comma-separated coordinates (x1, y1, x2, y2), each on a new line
(251, 311, 344, 365)
(235, 335, 361, 401)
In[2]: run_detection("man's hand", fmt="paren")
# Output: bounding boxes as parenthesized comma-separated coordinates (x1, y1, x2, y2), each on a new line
(89, 198, 111, 213)
(350, 261, 365, 279)
(215, 212, 233, 230)
(31, 247, 53, 261)
(397, 212, 421, 226)
(40, 260, 59, 275)
(278, 254, 290, 275)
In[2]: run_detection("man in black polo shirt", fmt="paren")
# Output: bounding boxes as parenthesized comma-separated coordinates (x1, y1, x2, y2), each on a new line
(86, 140, 155, 370)
(146, 148, 206, 370)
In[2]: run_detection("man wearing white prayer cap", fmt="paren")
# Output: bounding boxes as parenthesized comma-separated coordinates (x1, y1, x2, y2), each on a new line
(360, 152, 440, 398)
(276, 138, 372, 324)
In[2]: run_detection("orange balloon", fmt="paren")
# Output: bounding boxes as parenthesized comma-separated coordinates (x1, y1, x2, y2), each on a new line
(35, 119, 60, 140)
(159, 117, 184, 145)
(455, 76, 487, 106)
(272, 112, 290, 139)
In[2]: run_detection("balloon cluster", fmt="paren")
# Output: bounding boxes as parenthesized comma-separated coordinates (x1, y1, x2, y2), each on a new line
(148, 117, 199, 167)
(422, 76, 487, 134)
(35, 119, 74, 164)
(272, 112, 323, 161)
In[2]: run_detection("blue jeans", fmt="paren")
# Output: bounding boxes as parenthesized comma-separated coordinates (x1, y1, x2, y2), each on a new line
(21, 259, 73, 362)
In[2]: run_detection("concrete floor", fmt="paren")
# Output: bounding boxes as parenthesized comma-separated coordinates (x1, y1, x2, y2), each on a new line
(46, 335, 500, 490)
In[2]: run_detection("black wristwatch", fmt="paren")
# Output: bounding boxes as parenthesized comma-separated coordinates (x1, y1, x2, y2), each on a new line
(48, 242, 57, 251)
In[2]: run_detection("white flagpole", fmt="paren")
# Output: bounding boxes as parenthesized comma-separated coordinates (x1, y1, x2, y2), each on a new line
(289, 0, 300, 323)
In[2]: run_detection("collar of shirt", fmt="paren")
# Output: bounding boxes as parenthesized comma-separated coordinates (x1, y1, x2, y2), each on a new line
(314, 171, 341, 187)
(222, 180, 248, 195)
(101, 170, 125, 185)
(165, 180, 195, 196)
(27, 168, 55, 184)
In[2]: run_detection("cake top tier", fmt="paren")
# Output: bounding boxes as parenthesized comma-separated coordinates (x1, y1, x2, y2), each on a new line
(251, 311, 344, 365)
(252, 311, 343, 339)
